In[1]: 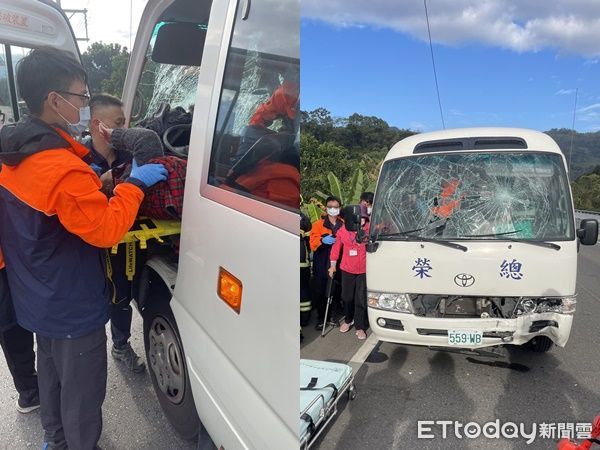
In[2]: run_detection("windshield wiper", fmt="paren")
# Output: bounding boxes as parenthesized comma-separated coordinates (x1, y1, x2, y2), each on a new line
(505, 239, 561, 251)
(374, 218, 449, 242)
(458, 230, 560, 250)
(379, 233, 468, 252)
(460, 230, 522, 238)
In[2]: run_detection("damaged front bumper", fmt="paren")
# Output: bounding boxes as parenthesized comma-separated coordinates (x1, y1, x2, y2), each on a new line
(367, 309, 573, 349)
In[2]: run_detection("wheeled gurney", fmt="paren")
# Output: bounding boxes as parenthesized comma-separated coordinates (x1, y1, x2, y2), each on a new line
(299, 359, 356, 449)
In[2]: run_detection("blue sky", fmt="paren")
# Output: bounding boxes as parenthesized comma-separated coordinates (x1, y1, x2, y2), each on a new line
(301, 1, 600, 133)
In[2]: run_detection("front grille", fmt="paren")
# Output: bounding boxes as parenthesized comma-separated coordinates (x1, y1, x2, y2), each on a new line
(416, 329, 514, 339)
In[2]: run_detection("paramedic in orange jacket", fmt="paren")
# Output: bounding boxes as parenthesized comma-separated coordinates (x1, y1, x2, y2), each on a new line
(310, 196, 344, 330)
(0, 47, 167, 450)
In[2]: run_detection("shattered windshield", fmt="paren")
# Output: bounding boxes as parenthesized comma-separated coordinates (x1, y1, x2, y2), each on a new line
(134, 22, 201, 122)
(372, 152, 574, 241)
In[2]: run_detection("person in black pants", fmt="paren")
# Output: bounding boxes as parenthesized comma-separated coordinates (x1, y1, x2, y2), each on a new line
(85, 94, 147, 373)
(0, 265, 39, 413)
(0, 47, 166, 449)
(309, 196, 344, 330)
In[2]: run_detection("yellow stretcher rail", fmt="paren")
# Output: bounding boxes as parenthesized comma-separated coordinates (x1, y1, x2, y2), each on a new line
(108, 218, 182, 283)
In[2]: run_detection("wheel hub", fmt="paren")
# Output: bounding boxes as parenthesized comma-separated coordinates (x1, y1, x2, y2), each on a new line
(148, 316, 185, 404)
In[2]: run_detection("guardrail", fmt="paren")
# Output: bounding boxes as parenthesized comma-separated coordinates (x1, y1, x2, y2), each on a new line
(575, 209, 600, 216)
(575, 209, 600, 221)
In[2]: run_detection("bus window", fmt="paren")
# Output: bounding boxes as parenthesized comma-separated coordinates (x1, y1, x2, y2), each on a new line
(9, 46, 31, 118)
(0, 46, 15, 127)
(207, 0, 300, 212)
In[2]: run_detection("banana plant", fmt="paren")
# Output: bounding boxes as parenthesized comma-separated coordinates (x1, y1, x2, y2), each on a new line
(347, 168, 365, 204)
(305, 201, 322, 223)
(326, 168, 366, 205)
(327, 172, 344, 205)
(300, 197, 325, 223)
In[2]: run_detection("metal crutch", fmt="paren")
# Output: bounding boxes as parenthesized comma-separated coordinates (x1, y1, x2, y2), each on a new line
(321, 276, 335, 338)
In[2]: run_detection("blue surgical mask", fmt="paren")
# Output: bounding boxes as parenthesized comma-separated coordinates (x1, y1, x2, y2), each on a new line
(57, 94, 91, 136)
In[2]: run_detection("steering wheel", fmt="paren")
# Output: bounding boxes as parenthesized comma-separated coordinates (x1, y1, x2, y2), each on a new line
(163, 124, 191, 158)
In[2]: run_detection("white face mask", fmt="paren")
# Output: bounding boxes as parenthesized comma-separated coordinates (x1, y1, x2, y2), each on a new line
(327, 207, 340, 217)
(56, 94, 90, 136)
(367, 207, 372, 215)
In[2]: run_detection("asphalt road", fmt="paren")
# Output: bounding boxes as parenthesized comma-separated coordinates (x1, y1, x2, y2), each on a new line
(301, 244, 600, 450)
(0, 312, 196, 450)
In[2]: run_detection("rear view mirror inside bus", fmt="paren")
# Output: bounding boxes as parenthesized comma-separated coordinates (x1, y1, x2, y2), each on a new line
(152, 22, 207, 66)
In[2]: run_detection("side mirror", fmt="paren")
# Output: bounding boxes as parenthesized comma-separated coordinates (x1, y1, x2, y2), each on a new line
(366, 241, 379, 253)
(577, 219, 598, 246)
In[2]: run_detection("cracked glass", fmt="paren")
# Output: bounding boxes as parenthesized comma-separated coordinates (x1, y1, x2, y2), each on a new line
(372, 152, 574, 241)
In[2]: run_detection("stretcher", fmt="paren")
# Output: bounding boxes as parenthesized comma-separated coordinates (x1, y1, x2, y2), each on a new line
(110, 218, 181, 281)
(300, 359, 356, 449)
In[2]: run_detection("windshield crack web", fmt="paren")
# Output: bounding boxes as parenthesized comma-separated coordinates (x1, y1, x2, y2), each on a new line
(377, 153, 569, 240)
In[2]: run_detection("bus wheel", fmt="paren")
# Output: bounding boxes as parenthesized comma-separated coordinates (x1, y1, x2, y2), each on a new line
(142, 277, 200, 440)
(528, 336, 554, 353)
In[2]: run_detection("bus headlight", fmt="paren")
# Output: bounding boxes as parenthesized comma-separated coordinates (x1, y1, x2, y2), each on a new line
(535, 296, 576, 315)
(368, 292, 413, 313)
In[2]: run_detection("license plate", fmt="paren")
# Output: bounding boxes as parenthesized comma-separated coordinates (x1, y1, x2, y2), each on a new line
(448, 329, 483, 346)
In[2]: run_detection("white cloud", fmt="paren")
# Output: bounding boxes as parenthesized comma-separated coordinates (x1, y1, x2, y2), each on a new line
(556, 89, 576, 95)
(302, 0, 600, 57)
(409, 120, 429, 131)
(61, 0, 148, 52)
(578, 103, 600, 113)
(576, 104, 600, 130)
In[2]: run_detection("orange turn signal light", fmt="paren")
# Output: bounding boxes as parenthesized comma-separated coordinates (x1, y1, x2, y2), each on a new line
(218, 267, 242, 314)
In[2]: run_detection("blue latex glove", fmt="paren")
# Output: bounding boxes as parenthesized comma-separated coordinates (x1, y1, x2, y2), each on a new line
(129, 159, 168, 188)
(89, 163, 103, 176)
(322, 235, 336, 245)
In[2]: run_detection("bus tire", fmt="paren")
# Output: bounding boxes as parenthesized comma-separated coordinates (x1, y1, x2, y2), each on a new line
(527, 336, 554, 353)
(142, 275, 200, 441)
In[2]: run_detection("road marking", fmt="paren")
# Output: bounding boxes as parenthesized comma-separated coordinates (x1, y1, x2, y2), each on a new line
(348, 332, 379, 373)
(579, 284, 600, 304)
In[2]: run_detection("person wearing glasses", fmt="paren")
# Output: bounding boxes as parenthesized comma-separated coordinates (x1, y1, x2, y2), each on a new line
(0, 47, 167, 450)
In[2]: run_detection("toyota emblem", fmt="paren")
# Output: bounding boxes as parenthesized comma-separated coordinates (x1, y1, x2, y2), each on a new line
(454, 273, 475, 287)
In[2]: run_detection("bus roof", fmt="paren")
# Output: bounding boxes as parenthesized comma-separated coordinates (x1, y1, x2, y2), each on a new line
(385, 127, 562, 161)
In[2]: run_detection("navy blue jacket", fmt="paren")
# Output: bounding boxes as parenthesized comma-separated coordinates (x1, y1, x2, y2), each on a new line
(0, 117, 144, 338)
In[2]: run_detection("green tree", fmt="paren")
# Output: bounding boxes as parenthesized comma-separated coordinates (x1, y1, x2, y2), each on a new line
(572, 173, 600, 210)
(81, 42, 130, 97)
(301, 133, 354, 200)
(300, 108, 416, 199)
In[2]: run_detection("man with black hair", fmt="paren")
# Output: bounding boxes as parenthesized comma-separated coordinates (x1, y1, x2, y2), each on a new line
(87, 94, 127, 170)
(360, 191, 374, 216)
(85, 94, 145, 373)
(0, 47, 167, 450)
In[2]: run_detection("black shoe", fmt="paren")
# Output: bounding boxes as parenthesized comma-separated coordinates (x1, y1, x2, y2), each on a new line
(315, 322, 324, 331)
(112, 343, 146, 373)
(17, 392, 40, 414)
